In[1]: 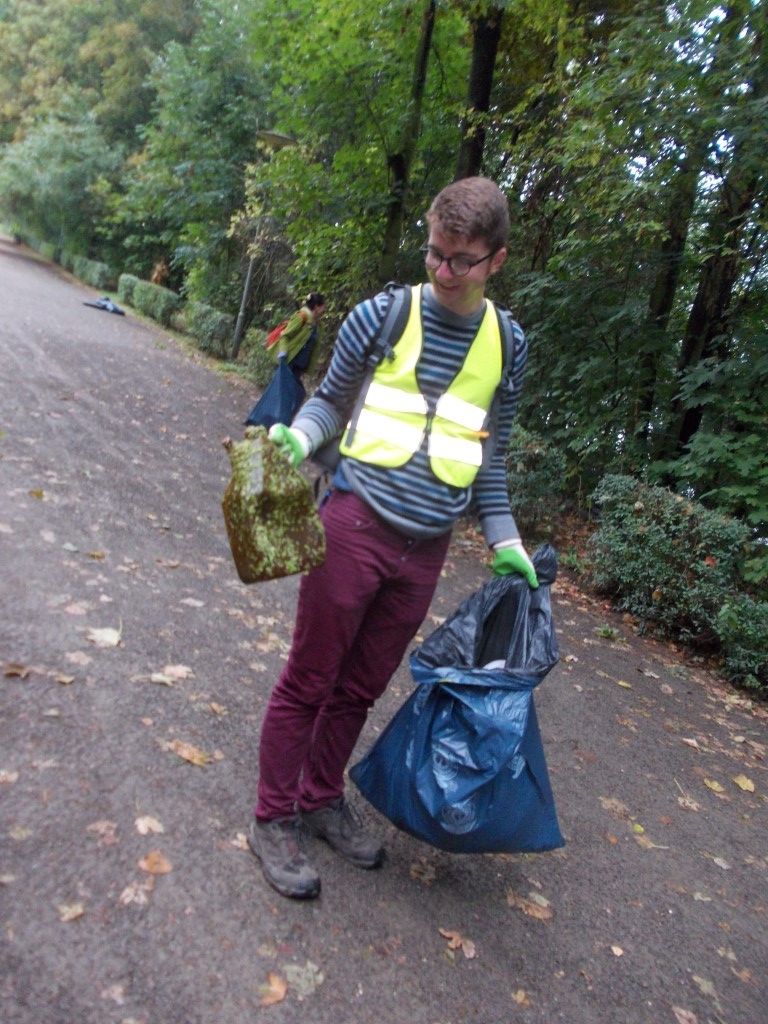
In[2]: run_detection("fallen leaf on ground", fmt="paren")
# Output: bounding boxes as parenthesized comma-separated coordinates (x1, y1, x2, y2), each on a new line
(439, 928, 477, 959)
(164, 739, 212, 766)
(732, 774, 755, 792)
(162, 664, 193, 680)
(634, 834, 669, 850)
(512, 989, 532, 1006)
(135, 815, 164, 835)
(410, 857, 436, 885)
(150, 673, 176, 686)
(64, 602, 88, 615)
(283, 961, 324, 996)
(118, 877, 155, 906)
(507, 891, 553, 921)
(704, 778, 725, 793)
(231, 832, 249, 851)
(86, 820, 118, 845)
(732, 966, 754, 983)
(611, 945, 624, 956)
(672, 1009, 699, 1024)
(86, 623, 122, 647)
(675, 779, 701, 811)
(692, 975, 718, 1001)
(138, 850, 173, 875)
(599, 796, 630, 820)
(66, 651, 92, 666)
(100, 984, 125, 1005)
(0, 770, 19, 784)
(259, 973, 287, 1006)
(58, 902, 85, 922)
(3, 662, 32, 679)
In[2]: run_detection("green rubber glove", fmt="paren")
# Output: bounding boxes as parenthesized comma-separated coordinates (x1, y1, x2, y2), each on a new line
(267, 423, 309, 468)
(492, 542, 539, 588)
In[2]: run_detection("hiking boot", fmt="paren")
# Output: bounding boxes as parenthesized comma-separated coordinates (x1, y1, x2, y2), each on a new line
(248, 817, 321, 899)
(300, 798, 384, 869)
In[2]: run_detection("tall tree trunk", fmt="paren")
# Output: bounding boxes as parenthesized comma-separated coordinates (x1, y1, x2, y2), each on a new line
(377, 0, 436, 285)
(634, 3, 750, 445)
(666, 6, 767, 456)
(455, 8, 504, 180)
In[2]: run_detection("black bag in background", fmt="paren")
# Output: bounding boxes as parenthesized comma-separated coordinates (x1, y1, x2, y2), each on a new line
(245, 359, 305, 430)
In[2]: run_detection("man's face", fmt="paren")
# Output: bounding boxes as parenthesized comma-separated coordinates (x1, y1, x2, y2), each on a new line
(425, 226, 506, 317)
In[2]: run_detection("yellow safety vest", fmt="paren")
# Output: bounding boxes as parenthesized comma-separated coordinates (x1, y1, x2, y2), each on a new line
(339, 285, 503, 488)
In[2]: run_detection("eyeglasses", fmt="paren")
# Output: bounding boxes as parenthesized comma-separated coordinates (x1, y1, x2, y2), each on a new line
(420, 244, 495, 277)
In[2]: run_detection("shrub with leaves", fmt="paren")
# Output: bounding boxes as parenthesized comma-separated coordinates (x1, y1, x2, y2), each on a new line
(504, 423, 566, 537)
(715, 595, 768, 695)
(589, 475, 751, 649)
(132, 280, 181, 327)
(118, 273, 140, 307)
(186, 301, 233, 358)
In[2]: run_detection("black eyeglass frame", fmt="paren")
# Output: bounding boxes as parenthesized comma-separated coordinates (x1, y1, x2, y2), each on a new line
(419, 244, 496, 277)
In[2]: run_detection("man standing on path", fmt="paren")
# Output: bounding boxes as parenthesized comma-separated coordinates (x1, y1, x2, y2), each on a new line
(249, 176, 538, 899)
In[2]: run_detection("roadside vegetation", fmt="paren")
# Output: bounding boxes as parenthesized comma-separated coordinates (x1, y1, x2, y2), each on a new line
(0, 0, 765, 694)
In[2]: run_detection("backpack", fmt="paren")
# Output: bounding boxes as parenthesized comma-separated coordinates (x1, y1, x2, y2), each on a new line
(265, 309, 308, 350)
(311, 283, 516, 473)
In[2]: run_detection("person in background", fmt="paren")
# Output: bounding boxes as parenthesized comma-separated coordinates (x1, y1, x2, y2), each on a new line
(249, 177, 537, 900)
(274, 291, 325, 383)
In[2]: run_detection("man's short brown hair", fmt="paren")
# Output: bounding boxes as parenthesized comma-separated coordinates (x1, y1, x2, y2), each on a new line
(426, 176, 510, 252)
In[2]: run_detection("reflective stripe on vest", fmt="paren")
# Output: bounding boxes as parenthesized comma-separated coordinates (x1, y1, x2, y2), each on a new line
(339, 285, 503, 487)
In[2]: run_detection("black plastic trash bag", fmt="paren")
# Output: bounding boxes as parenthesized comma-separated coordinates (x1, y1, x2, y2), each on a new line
(245, 359, 305, 430)
(350, 544, 564, 854)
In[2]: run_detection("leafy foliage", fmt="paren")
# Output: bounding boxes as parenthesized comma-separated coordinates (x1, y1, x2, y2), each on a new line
(504, 423, 566, 537)
(186, 302, 234, 359)
(132, 280, 182, 327)
(103, 0, 267, 305)
(0, 108, 123, 253)
(715, 595, 768, 695)
(588, 475, 761, 683)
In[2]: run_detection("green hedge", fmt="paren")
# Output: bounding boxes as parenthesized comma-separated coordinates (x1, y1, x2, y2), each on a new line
(715, 595, 768, 693)
(117, 273, 139, 307)
(132, 279, 181, 327)
(589, 474, 766, 694)
(72, 254, 114, 289)
(186, 301, 233, 358)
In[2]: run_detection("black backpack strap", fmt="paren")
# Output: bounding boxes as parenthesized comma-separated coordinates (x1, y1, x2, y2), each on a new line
(342, 282, 411, 447)
(310, 283, 411, 477)
(481, 302, 517, 468)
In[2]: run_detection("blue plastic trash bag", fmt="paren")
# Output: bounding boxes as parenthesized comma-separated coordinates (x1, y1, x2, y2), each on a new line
(245, 358, 305, 430)
(350, 544, 564, 854)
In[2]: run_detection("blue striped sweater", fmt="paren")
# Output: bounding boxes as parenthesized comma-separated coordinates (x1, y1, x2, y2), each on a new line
(292, 284, 527, 544)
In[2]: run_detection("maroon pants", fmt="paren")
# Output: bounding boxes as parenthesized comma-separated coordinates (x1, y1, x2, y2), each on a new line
(256, 489, 451, 820)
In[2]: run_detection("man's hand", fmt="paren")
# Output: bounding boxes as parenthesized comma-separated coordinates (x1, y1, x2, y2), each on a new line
(492, 540, 538, 588)
(268, 424, 310, 468)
